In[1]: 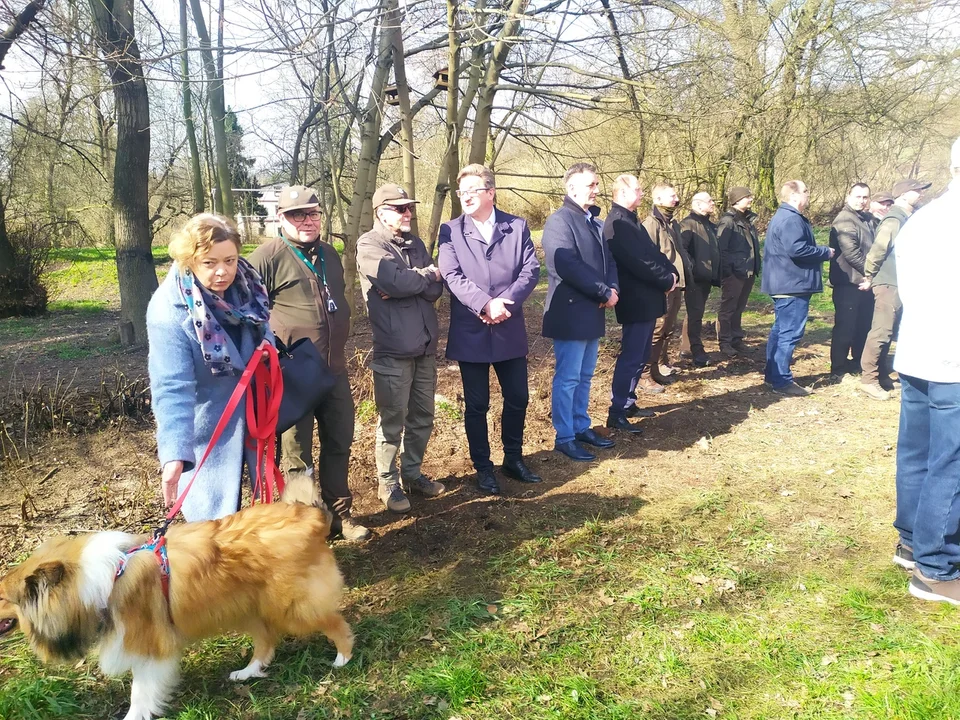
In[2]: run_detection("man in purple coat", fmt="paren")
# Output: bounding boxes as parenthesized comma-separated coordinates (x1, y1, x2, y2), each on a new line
(438, 164, 542, 495)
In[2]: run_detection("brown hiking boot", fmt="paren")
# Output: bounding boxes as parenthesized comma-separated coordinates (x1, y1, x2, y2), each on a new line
(404, 474, 445, 497)
(861, 383, 890, 401)
(910, 570, 960, 605)
(638, 376, 664, 394)
(331, 515, 371, 542)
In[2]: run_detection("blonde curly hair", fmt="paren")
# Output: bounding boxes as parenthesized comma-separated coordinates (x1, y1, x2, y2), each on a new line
(168, 213, 242, 267)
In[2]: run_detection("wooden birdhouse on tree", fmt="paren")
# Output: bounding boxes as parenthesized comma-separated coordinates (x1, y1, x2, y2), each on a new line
(433, 67, 450, 90)
(384, 85, 400, 106)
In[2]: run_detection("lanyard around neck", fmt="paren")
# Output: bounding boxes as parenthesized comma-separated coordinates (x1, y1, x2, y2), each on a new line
(281, 237, 328, 289)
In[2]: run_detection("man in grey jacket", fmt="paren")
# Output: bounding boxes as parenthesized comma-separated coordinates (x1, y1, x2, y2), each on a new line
(357, 183, 446, 513)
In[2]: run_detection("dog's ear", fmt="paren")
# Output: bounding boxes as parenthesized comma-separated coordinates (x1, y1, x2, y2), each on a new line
(23, 562, 66, 604)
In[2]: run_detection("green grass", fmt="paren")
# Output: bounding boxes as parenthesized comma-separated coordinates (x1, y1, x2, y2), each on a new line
(3, 472, 958, 719)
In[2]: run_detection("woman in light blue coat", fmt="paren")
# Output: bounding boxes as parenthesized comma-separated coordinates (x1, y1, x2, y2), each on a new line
(147, 214, 273, 521)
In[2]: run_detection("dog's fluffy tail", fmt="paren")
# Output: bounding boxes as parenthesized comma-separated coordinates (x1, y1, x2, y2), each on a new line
(280, 472, 320, 506)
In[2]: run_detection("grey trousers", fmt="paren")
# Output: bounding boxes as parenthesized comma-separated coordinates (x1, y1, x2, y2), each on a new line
(371, 354, 437, 489)
(860, 284, 902, 384)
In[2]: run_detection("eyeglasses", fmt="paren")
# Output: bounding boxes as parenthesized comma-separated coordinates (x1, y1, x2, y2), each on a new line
(381, 205, 413, 215)
(286, 210, 322, 222)
(456, 187, 493, 199)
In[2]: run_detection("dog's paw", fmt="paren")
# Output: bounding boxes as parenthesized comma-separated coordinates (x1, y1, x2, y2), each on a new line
(333, 653, 350, 668)
(229, 659, 268, 681)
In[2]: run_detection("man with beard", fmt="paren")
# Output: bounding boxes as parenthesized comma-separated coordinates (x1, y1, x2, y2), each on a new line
(357, 184, 447, 513)
(716, 186, 761, 357)
(249, 185, 369, 540)
(638, 183, 690, 393)
(829, 183, 875, 377)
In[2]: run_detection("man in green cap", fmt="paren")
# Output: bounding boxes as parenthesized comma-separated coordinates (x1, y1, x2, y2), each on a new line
(357, 183, 447, 513)
(249, 185, 369, 541)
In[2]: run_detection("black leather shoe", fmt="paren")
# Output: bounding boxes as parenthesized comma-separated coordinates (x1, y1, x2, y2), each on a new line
(476, 468, 501, 495)
(554, 440, 596, 462)
(606, 415, 643, 434)
(693, 354, 711, 367)
(502, 458, 542, 483)
(575, 428, 615, 448)
(625, 405, 656, 418)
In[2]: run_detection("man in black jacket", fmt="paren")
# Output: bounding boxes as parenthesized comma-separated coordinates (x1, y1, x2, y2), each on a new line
(829, 182, 875, 375)
(716, 186, 761, 356)
(679, 192, 721, 366)
(605, 175, 678, 431)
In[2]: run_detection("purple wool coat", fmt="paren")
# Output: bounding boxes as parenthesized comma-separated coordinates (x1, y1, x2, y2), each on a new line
(438, 209, 540, 363)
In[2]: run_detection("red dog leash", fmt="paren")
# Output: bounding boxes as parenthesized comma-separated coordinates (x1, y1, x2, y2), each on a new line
(120, 341, 285, 602)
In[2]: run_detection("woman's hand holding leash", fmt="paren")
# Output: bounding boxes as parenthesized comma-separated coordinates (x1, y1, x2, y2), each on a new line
(162, 461, 184, 508)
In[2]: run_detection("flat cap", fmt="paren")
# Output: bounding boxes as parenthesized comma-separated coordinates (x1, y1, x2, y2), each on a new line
(277, 185, 321, 213)
(872, 191, 895, 204)
(891, 178, 931, 198)
(373, 183, 419, 208)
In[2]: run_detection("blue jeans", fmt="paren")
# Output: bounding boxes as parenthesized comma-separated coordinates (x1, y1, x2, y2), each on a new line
(552, 338, 599, 444)
(764, 295, 810, 388)
(894, 374, 960, 580)
(610, 321, 655, 417)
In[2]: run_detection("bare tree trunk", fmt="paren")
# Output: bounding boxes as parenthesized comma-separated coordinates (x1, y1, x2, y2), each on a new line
(88, 0, 157, 346)
(344, 0, 394, 319)
(469, 0, 528, 165)
(180, 0, 204, 214)
(189, 0, 233, 218)
(389, 4, 417, 235)
(0, 0, 47, 70)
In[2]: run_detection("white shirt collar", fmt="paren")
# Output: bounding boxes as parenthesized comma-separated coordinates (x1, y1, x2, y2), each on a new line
(472, 210, 497, 243)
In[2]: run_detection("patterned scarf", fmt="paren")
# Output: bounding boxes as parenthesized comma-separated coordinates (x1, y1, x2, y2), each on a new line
(177, 257, 270, 376)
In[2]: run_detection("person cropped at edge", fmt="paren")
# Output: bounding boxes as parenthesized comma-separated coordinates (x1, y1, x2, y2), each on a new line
(678, 191, 721, 367)
(894, 137, 960, 607)
(858, 178, 930, 401)
(248, 185, 369, 541)
(147, 213, 273, 522)
(542, 162, 619, 462)
(438, 163, 542, 495)
(829, 182, 875, 377)
(639, 183, 690, 393)
(716, 186, 760, 357)
(761, 180, 834, 396)
(357, 183, 446, 514)
(604, 174, 678, 434)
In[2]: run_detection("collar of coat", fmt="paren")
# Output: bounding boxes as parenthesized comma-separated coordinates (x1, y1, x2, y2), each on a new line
(461, 208, 513, 241)
(562, 195, 600, 218)
(610, 202, 638, 221)
(373, 219, 416, 249)
(652, 205, 678, 227)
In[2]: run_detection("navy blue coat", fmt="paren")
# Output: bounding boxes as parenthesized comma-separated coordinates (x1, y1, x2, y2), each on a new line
(604, 202, 678, 324)
(438, 208, 540, 363)
(760, 203, 831, 296)
(542, 196, 619, 340)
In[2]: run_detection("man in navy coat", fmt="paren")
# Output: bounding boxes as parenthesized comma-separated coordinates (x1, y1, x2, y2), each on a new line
(761, 180, 835, 395)
(438, 164, 542, 494)
(604, 175, 678, 432)
(542, 162, 619, 461)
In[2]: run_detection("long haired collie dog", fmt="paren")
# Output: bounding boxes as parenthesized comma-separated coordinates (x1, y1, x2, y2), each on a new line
(0, 475, 353, 720)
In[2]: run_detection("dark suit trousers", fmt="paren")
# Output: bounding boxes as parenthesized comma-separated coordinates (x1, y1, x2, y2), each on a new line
(860, 284, 902, 384)
(681, 280, 712, 355)
(459, 357, 529, 471)
(717, 275, 755, 347)
(280, 372, 354, 517)
(610, 321, 656, 416)
(640, 288, 682, 379)
(831, 283, 874, 372)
